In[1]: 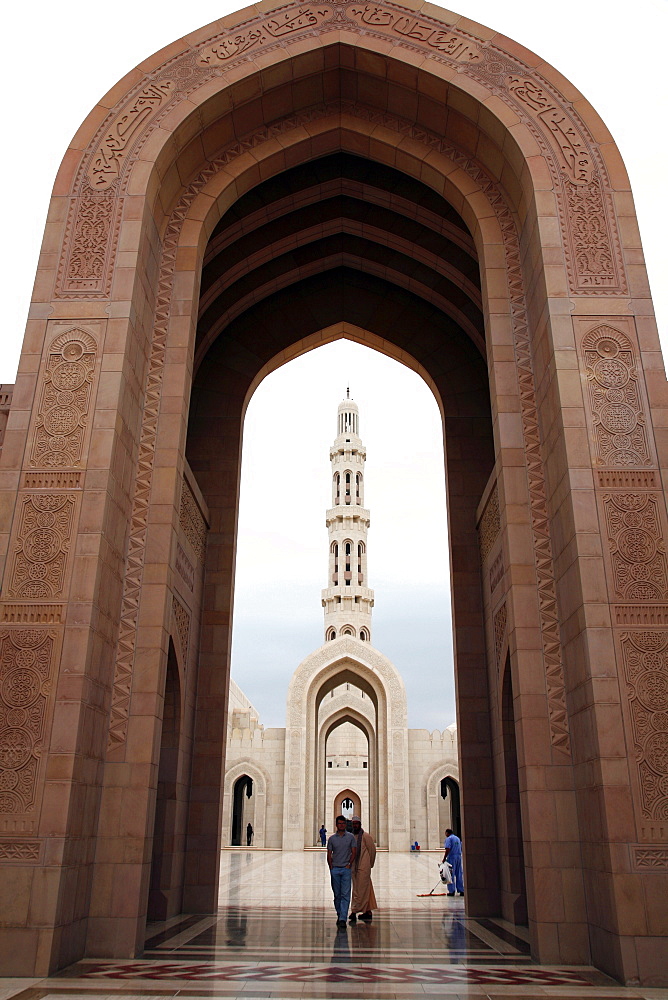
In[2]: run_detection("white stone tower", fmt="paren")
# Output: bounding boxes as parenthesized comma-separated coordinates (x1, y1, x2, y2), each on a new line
(321, 392, 374, 641)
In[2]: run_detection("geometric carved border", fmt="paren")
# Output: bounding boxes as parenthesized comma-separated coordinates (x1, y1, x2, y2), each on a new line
(615, 606, 668, 627)
(633, 846, 668, 869)
(0, 605, 64, 624)
(0, 839, 42, 862)
(105, 102, 571, 757)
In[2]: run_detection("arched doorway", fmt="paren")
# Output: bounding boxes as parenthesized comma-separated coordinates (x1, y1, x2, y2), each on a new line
(222, 761, 269, 848)
(439, 777, 461, 841)
(334, 789, 362, 829)
(231, 775, 254, 847)
(0, 2, 664, 985)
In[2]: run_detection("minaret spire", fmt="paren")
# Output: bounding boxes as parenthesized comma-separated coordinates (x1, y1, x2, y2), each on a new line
(321, 395, 374, 642)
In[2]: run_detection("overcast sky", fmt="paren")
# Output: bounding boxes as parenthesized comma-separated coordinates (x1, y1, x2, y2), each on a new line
(1, 1, 665, 728)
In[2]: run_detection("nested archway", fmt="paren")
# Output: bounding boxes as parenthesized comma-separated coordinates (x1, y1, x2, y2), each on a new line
(285, 638, 408, 850)
(320, 706, 375, 841)
(0, 2, 664, 986)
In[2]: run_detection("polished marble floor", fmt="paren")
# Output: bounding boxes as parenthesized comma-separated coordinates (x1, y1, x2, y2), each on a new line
(2, 850, 667, 1000)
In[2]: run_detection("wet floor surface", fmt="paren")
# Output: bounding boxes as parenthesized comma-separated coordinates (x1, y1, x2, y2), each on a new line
(3, 850, 667, 1000)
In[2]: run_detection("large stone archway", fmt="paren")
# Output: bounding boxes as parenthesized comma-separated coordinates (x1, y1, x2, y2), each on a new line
(0, 1, 666, 985)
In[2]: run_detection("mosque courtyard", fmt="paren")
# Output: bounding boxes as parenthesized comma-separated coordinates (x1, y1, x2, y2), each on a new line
(1, 851, 666, 1000)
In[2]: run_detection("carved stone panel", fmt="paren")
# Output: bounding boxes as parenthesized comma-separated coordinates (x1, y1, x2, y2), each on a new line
(0, 630, 55, 814)
(603, 494, 668, 603)
(6, 495, 76, 600)
(579, 323, 652, 469)
(179, 479, 207, 562)
(172, 596, 190, 667)
(478, 483, 500, 563)
(619, 632, 668, 826)
(29, 327, 98, 470)
(494, 603, 508, 669)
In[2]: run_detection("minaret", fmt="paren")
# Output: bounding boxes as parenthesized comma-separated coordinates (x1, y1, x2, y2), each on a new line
(321, 392, 374, 642)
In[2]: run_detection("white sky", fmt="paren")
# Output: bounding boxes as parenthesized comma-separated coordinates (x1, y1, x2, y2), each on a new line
(1, 1, 665, 727)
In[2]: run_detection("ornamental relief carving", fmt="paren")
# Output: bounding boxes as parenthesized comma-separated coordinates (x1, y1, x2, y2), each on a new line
(603, 494, 668, 603)
(580, 325, 651, 469)
(0, 629, 55, 814)
(57, 2, 625, 298)
(87, 81, 175, 191)
(171, 596, 190, 667)
(179, 479, 208, 562)
(30, 328, 98, 469)
(0, 840, 41, 861)
(6, 495, 76, 600)
(620, 632, 668, 823)
(494, 602, 507, 669)
(57, 189, 120, 298)
(634, 847, 668, 868)
(478, 483, 500, 563)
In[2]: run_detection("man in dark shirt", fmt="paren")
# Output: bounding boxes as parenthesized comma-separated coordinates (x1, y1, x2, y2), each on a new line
(327, 815, 357, 928)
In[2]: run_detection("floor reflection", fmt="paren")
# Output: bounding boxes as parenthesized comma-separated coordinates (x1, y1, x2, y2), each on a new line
(6, 851, 665, 1000)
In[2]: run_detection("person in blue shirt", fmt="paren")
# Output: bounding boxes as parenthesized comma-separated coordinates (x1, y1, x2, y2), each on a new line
(327, 816, 357, 927)
(442, 828, 464, 897)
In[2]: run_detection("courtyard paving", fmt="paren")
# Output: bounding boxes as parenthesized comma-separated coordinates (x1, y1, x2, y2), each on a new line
(1, 850, 666, 1000)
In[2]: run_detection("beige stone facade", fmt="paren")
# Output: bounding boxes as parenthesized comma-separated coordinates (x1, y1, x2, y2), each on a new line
(0, 0, 666, 985)
(225, 668, 458, 850)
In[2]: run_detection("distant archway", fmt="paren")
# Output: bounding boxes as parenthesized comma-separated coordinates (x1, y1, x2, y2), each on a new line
(285, 638, 408, 849)
(223, 762, 269, 848)
(334, 789, 362, 828)
(425, 762, 461, 851)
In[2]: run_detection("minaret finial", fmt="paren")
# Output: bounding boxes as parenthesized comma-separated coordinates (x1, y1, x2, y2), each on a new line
(346, 386, 350, 399)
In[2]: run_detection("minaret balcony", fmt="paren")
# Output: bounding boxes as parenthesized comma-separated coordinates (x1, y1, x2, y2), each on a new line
(325, 506, 370, 525)
(321, 585, 375, 603)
